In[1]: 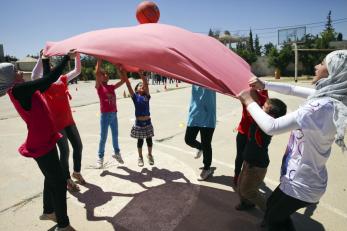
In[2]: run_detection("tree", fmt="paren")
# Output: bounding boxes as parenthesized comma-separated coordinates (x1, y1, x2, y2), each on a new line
(254, 34, 262, 56)
(248, 29, 254, 53)
(337, 33, 343, 41)
(268, 44, 293, 75)
(263, 42, 275, 56)
(316, 11, 337, 48)
(4, 55, 18, 62)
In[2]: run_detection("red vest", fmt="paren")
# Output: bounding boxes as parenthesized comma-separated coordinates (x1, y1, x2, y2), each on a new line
(97, 83, 117, 113)
(8, 90, 62, 158)
(237, 90, 268, 134)
(43, 75, 74, 131)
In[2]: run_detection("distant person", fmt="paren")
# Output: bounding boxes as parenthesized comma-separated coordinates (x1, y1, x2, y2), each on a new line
(0, 50, 77, 231)
(233, 90, 268, 186)
(235, 97, 287, 212)
(185, 85, 216, 181)
(238, 50, 347, 230)
(31, 51, 84, 191)
(121, 70, 155, 167)
(95, 59, 125, 168)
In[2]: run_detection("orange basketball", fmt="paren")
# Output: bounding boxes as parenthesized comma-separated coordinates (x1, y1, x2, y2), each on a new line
(136, 1, 160, 24)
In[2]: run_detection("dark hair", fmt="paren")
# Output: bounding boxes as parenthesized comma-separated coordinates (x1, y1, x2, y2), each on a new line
(135, 82, 142, 92)
(267, 98, 287, 118)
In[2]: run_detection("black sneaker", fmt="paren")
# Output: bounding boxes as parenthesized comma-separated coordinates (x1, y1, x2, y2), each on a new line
(235, 202, 255, 211)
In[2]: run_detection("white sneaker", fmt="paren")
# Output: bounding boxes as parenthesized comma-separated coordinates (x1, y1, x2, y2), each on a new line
(194, 149, 203, 159)
(138, 157, 144, 167)
(112, 152, 124, 164)
(96, 158, 104, 169)
(198, 168, 213, 181)
(147, 155, 154, 165)
(39, 212, 56, 222)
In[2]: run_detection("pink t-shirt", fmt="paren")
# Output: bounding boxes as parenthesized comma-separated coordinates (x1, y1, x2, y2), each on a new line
(8, 90, 62, 158)
(97, 83, 117, 113)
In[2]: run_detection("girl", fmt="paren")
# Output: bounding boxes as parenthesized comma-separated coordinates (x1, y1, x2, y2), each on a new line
(31, 51, 84, 191)
(0, 50, 76, 231)
(121, 70, 154, 167)
(95, 59, 125, 168)
(238, 50, 347, 230)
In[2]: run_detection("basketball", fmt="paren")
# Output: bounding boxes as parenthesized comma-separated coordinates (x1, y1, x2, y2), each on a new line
(136, 1, 160, 24)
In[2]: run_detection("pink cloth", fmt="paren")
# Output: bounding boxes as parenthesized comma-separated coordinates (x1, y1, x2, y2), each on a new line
(45, 23, 252, 96)
(97, 84, 118, 113)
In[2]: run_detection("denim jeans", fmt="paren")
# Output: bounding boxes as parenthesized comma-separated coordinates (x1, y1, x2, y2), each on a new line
(98, 112, 120, 158)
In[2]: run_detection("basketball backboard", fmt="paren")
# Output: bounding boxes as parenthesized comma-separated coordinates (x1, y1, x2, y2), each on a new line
(278, 27, 306, 45)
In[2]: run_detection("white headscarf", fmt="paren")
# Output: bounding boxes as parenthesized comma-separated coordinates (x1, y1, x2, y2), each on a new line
(308, 50, 347, 151)
(0, 63, 16, 97)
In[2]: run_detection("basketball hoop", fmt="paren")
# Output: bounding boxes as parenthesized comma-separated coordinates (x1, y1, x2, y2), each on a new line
(278, 27, 306, 82)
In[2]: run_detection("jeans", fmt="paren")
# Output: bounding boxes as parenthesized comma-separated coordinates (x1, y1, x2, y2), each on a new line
(264, 186, 312, 231)
(184, 126, 215, 170)
(57, 124, 83, 179)
(34, 147, 69, 228)
(98, 112, 120, 158)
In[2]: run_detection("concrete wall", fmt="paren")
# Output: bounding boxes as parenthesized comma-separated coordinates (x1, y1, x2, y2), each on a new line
(251, 56, 303, 76)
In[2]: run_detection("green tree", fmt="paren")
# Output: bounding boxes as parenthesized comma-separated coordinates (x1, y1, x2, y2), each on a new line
(316, 11, 337, 48)
(263, 42, 275, 56)
(254, 34, 262, 56)
(268, 44, 293, 75)
(248, 29, 254, 53)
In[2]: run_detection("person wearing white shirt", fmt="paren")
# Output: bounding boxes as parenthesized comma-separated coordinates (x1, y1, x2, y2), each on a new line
(238, 50, 347, 231)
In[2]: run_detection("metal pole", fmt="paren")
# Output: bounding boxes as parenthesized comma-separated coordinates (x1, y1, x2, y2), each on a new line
(293, 43, 298, 82)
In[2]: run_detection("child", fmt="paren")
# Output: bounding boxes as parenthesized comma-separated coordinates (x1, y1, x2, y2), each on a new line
(95, 59, 125, 168)
(121, 70, 154, 167)
(31, 51, 84, 191)
(236, 96, 287, 212)
(0, 50, 76, 230)
(233, 90, 268, 186)
(184, 85, 216, 181)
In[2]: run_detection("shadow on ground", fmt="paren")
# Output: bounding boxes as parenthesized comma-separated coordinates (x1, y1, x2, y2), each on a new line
(70, 167, 325, 231)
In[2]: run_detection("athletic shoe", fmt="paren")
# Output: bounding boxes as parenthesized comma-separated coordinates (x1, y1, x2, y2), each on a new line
(39, 213, 56, 222)
(147, 155, 154, 165)
(138, 157, 144, 167)
(235, 202, 255, 211)
(96, 158, 104, 169)
(67, 179, 80, 192)
(72, 172, 86, 185)
(198, 168, 213, 181)
(194, 149, 203, 159)
(112, 152, 124, 164)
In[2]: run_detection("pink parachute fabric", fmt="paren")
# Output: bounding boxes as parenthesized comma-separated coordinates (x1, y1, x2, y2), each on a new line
(45, 23, 251, 96)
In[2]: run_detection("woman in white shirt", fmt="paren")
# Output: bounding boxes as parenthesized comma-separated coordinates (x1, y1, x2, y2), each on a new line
(238, 50, 347, 231)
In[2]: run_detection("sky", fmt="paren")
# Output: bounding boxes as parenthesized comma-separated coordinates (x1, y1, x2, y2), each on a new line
(1, 0, 347, 59)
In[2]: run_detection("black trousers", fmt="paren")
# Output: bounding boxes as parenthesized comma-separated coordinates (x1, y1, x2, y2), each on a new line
(264, 186, 312, 231)
(34, 147, 69, 228)
(57, 123, 83, 179)
(184, 126, 215, 170)
(235, 132, 247, 176)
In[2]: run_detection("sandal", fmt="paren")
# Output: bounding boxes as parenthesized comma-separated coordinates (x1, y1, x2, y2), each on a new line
(72, 172, 86, 184)
(67, 179, 80, 192)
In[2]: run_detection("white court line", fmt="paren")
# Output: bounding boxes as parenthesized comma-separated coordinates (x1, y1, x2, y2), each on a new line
(155, 142, 347, 220)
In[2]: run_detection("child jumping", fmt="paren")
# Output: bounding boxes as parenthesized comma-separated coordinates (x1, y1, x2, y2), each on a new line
(95, 59, 125, 168)
(120, 69, 154, 167)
